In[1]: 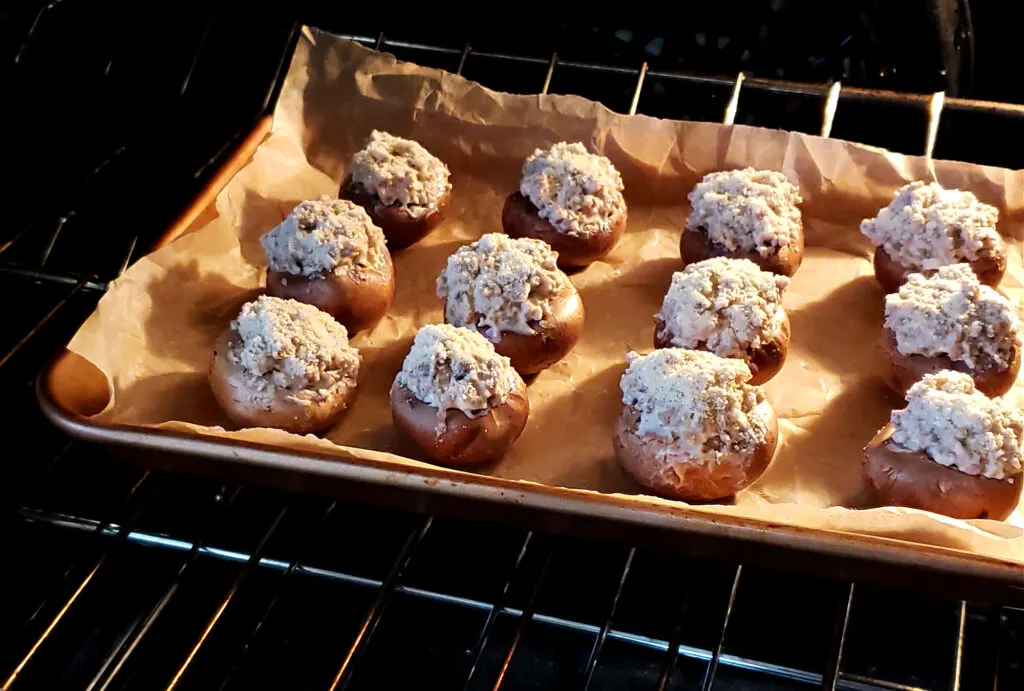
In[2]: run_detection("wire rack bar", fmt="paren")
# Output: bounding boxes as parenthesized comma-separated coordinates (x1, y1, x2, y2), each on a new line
(723, 73, 744, 125)
(700, 565, 743, 691)
(179, 13, 216, 96)
(215, 501, 339, 691)
(0, 225, 32, 258)
(462, 532, 536, 691)
(628, 63, 648, 116)
(83, 485, 242, 691)
(456, 43, 471, 76)
(491, 548, 553, 691)
(541, 53, 557, 96)
(166, 504, 290, 690)
(4, 472, 157, 690)
(10, 506, 963, 691)
(258, 22, 301, 117)
(821, 81, 842, 138)
(13, 2, 49, 64)
(821, 583, 855, 691)
(117, 236, 138, 277)
(328, 517, 433, 691)
(655, 586, 692, 691)
(948, 601, 966, 691)
(581, 548, 635, 689)
(926, 91, 947, 159)
(39, 212, 73, 266)
(0, 277, 87, 370)
(0, 264, 106, 291)
(333, 33, 1024, 119)
(193, 118, 265, 180)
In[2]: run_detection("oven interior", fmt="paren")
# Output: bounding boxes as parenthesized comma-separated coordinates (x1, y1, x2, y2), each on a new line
(3, 2, 1023, 689)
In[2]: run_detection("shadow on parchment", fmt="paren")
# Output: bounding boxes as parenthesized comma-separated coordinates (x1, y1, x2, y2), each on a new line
(787, 273, 886, 378)
(141, 259, 261, 368)
(495, 364, 642, 493)
(237, 189, 306, 267)
(575, 256, 680, 357)
(110, 371, 231, 428)
(757, 377, 893, 509)
(325, 333, 414, 454)
(113, 259, 260, 427)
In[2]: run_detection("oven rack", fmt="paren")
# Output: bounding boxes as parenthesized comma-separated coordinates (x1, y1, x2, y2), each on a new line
(2, 5, 1023, 690)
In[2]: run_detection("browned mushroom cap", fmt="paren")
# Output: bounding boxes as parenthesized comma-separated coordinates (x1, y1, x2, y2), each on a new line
(341, 175, 451, 251)
(864, 423, 1023, 521)
(872, 245, 1007, 294)
(442, 288, 585, 377)
(680, 224, 804, 277)
(209, 331, 357, 434)
(879, 325, 1020, 398)
(493, 289, 586, 375)
(389, 379, 530, 466)
(501, 191, 626, 269)
(266, 259, 395, 334)
(613, 400, 778, 501)
(654, 312, 790, 386)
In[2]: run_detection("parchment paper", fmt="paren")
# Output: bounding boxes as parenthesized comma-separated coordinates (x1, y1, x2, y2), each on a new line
(68, 28, 1024, 565)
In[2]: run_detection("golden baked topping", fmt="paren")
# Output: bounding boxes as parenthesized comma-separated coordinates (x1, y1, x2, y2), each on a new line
(890, 371, 1024, 480)
(620, 349, 768, 463)
(519, 142, 626, 238)
(861, 181, 1002, 272)
(396, 324, 519, 426)
(885, 264, 1021, 370)
(687, 168, 802, 257)
(261, 197, 388, 277)
(349, 130, 450, 216)
(436, 233, 569, 338)
(229, 296, 360, 403)
(656, 257, 789, 357)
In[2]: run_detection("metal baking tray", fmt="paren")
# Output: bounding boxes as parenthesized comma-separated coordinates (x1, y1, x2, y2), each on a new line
(37, 114, 1024, 587)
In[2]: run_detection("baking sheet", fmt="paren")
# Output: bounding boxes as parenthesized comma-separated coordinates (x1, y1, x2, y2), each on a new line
(66, 28, 1024, 564)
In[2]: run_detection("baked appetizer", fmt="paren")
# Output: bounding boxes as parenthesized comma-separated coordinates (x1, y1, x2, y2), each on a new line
(681, 168, 804, 277)
(613, 348, 778, 501)
(654, 257, 790, 385)
(390, 324, 529, 466)
(861, 181, 1005, 293)
(210, 296, 361, 434)
(340, 130, 452, 250)
(865, 371, 1023, 520)
(502, 142, 626, 268)
(262, 197, 394, 333)
(881, 264, 1021, 397)
(436, 233, 584, 375)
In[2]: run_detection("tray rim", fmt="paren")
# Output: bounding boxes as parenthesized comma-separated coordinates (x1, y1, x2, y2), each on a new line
(36, 116, 1024, 586)
(37, 349, 1024, 584)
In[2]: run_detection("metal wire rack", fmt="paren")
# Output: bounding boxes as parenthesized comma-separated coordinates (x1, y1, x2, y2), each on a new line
(2, 4, 1023, 690)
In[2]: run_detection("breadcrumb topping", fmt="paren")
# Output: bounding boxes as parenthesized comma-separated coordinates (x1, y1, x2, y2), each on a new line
(228, 296, 360, 403)
(656, 258, 789, 358)
(519, 142, 626, 238)
(261, 197, 388, 277)
(620, 349, 768, 464)
(687, 168, 802, 257)
(349, 130, 450, 217)
(396, 324, 520, 428)
(885, 264, 1021, 371)
(436, 233, 570, 339)
(861, 181, 1002, 272)
(890, 371, 1024, 480)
